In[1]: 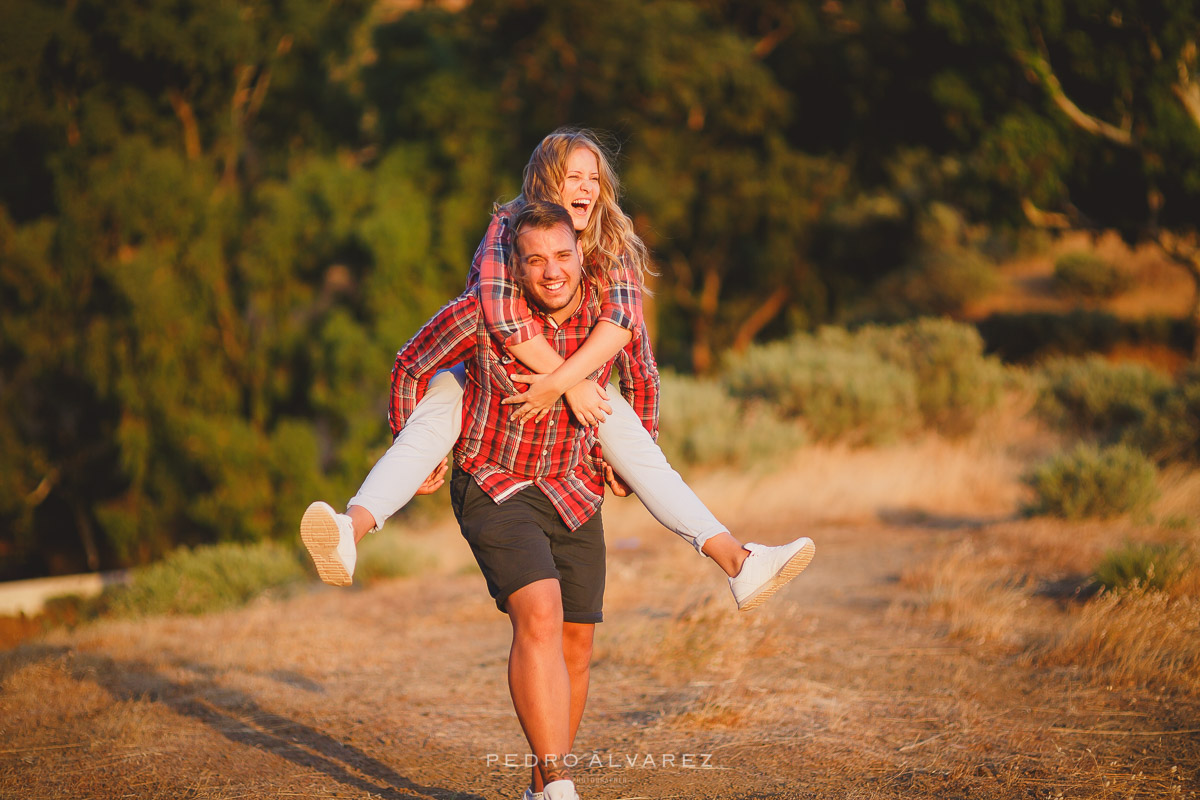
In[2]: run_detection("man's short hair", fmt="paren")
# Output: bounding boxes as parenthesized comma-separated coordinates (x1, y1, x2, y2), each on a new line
(511, 201, 575, 255)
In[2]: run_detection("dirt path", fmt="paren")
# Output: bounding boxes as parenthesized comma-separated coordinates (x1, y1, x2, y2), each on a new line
(2, 447, 1198, 799)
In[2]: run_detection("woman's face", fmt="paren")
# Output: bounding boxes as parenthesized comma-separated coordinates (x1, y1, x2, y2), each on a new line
(559, 146, 601, 231)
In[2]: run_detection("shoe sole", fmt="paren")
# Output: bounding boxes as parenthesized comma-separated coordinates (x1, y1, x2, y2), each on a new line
(300, 503, 353, 587)
(738, 539, 815, 612)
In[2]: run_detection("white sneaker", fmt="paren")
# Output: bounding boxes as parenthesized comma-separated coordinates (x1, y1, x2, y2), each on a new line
(542, 780, 579, 800)
(521, 788, 544, 800)
(300, 501, 356, 586)
(729, 537, 815, 611)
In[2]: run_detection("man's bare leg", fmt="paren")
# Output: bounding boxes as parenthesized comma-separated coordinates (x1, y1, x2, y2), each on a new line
(563, 622, 595, 745)
(507, 579, 574, 788)
(527, 620, 594, 794)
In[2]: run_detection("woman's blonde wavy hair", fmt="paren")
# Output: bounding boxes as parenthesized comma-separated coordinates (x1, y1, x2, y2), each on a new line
(500, 128, 652, 289)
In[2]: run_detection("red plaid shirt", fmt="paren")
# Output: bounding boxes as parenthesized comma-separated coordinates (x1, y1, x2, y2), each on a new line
(389, 283, 660, 530)
(467, 207, 644, 347)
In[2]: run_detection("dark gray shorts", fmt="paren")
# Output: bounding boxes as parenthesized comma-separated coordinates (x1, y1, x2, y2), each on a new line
(449, 469, 605, 624)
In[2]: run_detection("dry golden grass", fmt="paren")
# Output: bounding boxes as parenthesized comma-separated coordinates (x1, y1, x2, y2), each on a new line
(1157, 466, 1200, 530)
(893, 473, 1200, 699)
(892, 540, 1036, 649)
(1042, 589, 1200, 694)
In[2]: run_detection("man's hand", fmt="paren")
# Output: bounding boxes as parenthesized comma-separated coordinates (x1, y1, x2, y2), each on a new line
(415, 457, 449, 495)
(603, 461, 631, 497)
(563, 379, 612, 427)
(500, 373, 565, 424)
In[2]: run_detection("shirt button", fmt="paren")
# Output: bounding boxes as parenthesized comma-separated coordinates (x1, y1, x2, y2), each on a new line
(542, 450, 548, 455)
(548, 420, 554, 426)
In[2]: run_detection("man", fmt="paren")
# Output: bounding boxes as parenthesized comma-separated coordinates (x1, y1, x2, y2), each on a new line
(392, 201, 654, 800)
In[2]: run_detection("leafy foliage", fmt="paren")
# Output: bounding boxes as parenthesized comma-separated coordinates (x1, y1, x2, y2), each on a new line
(1124, 364, 1200, 463)
(863, 200, 1000, 319)
(101, 541, 307, 617)
(655, 371, 804, 467)
(1024, 444, 1159, 520)
(724, 329, 920, 445)
(978, 311, 1195, 363)
(1035, 357, 1171, 439)
(856, 318, 1009, 436)
(353, 530, 441, 586)
(1035, 357, 1200, 464)
(1094, 541, 1190, 593)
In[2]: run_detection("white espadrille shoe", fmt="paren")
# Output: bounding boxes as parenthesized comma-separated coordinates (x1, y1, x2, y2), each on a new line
(300, 501, 357, 586)
(728, 537, 815, 611)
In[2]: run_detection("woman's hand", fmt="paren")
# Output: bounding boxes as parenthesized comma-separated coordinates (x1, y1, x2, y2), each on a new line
(500, 373, 565, 424)
(415, 458, 449, 495)
(563, 379, 612, 427)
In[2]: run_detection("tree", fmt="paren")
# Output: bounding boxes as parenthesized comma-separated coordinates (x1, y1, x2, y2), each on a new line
(931, 0, 1200, 345)
(0, 0, 390, 575)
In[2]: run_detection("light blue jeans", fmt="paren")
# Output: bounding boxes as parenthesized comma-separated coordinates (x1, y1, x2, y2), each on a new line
(348, 366, 725, 555)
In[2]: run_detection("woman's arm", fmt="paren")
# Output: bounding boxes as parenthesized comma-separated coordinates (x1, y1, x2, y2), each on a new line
(473, 211, 545, 347)
(502, 257, 643, 423)
(503, 322, 632, 425)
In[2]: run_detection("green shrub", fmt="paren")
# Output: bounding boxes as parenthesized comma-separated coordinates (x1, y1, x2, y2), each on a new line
(102, 541, 307, 617)
(354, 530, 440, 585)
(656, 371, 805, 467)
(876, 246, 999, 317)
(856, 318, 1009, 435)
(1053, 251, 1132, 299)
(1024, 444, 1159, 519)
(1035, 356, 1171, 439)
(1125, 364, 1200, 463)
(1094, 541, 1189, 593)
(723, 330, 919, 444)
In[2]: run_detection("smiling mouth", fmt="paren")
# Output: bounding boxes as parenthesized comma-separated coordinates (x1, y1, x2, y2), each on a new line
(570, 199, 591, 213)
(542, 280, 567, 292)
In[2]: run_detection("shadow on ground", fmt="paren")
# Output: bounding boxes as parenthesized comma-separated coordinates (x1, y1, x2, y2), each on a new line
(2, 644, 479, 800)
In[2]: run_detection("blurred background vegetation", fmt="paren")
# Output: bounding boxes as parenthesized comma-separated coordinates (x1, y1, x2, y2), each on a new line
(3, 0, 1200, 580)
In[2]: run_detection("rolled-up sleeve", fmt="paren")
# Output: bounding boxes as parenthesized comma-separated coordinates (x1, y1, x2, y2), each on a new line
(597, 253, 644, 333)
(389, 293, 479, 438)
(614, 320, 659, 441)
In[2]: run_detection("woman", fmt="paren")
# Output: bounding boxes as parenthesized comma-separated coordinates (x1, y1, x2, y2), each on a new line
(301, 128, 814, 613)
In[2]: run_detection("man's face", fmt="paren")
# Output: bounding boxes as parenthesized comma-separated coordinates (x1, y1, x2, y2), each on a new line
(515, 222, 584, 324)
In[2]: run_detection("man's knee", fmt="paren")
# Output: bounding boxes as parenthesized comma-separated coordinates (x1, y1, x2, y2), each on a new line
(508, 579, 564, 642)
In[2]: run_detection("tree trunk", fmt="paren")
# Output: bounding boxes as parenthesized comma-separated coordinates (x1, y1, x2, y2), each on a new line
(1155, 232, 1200, 357)
(168, 90, 202, 160)
(1187, 264, 1200, 359)
(73, 503, 100, 573)
(690, 266, 722, 373)
(731, 284, 790, 353)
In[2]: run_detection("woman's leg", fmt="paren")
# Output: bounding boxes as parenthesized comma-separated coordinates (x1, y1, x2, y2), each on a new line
(301, 365, 465, 586)
(596, 391, 815, 610)
(347, 364, 466, 529)
(594, 392, 728, 555)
